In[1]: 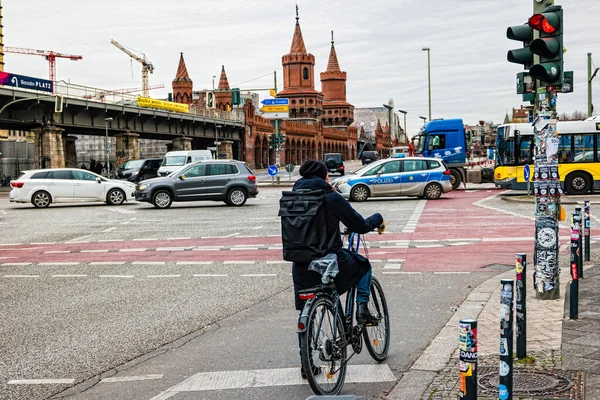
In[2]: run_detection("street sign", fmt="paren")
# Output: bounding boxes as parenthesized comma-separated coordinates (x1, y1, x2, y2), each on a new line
(267, 165, 279, 176)
(524, 164, 531, 182)
(0, 71, 53, 93)
(285, 163, 295, 173)
(262, 112, 289, 120)
(261, 98, 289, 105)
(261, 105, 289, 113)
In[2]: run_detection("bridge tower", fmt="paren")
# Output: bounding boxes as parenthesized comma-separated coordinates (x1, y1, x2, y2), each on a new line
(277, 6, 323, 122)
(214, 65, 231, 111)
(320, 31, 353, 128)
(172, 53, 193, 104)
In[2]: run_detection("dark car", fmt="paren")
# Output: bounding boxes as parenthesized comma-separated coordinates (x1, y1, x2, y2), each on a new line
(135, 160, 258, 209)
(360, 150, 380, 165)
(117, 159, 162, 183)
(323, 153, 345, 176)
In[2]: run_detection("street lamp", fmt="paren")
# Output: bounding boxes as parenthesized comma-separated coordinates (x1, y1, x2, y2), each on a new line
(104, 117, 113, 177)
(212, 75, 216, 91)
(397, 109, 407, 143)
(382, 103, 393, 148)
(419, 116, 427, 126)
(422, 47, 431, 121)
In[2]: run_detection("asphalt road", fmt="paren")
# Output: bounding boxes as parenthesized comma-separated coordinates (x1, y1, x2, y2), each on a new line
(1, 185, 582, 399)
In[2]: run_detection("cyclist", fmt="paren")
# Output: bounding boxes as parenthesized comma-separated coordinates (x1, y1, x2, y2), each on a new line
(289, 160, 385, 378)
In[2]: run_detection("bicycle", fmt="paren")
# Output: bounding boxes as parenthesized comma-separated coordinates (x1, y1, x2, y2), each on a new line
(297, 230, 391, 396)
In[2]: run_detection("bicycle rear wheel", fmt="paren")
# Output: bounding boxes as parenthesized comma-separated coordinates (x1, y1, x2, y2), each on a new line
(363, 276, 390, 361)
(300, 296, 347, 396)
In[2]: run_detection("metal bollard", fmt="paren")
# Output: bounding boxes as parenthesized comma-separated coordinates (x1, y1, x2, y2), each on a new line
(499, 279, 514, 400)
(515, 254, 527, 359)
(575, 208, 584, 279)
(570, 213, 580, 319)
(459, 319, 478, 400)
(584, 200, 591, 262)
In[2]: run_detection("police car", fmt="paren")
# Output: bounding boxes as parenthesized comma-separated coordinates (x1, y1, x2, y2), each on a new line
(331, 156, 452, 201)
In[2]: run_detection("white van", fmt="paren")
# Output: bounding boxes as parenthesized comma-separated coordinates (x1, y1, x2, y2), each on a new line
(157, 150, 213, 176)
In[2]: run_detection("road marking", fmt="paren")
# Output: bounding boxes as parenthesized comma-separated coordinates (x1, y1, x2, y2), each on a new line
(102, 374, 163, 383)
(251, 226, 264, 230)
(81, 249, 109, 253)
(156, 247, 187, 251)
(8, 379, 75, 385)
(481, 237, 532, 242)
(99, 275, 134, 279)
(103, 227, 117, 233)
(193, 274, 228, 277)
(434, 271, 471, 274)
(110, 207, 137, 214)
(4, 275, 39, 278)
(166, 237, 191, 240)
(68, 235, 92, 242)
(147, 275, 181, 278)
(98, 239, 123, 242)
(414, 244, 443, 248)
(132, 261, 165, 265)
(52, 274, 87, 278)
(224, 261, 255, 264)
(402, 200, 426, 233)
(0, 243, 23, 246)
(39, 262, 80, 266)
(90, 261, 126, 265)
(176, 261, 212, 265)
(224, 232, 240, 238)
(121, 221, 131, 225)
(230, 247, 259, 251)
(390, 271, 422, 275)
(266, 261, 290, 264)
(44, 251, 71, 254)
(30, 242, 56, 245)
(240, 274, 277, 277)
(149, 364, 395, 397)
(383, 263, 403, 270)
(1, 262, 32, 266)
(67, 240, 90, 244)
(133, 238, 159, 241)
(119, 248, 147, 252)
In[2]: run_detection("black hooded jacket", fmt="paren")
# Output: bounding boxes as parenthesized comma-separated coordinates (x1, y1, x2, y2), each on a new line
(292, 176, 383, 251)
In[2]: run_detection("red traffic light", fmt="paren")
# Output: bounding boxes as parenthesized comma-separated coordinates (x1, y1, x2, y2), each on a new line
(528, 13, 559, 34)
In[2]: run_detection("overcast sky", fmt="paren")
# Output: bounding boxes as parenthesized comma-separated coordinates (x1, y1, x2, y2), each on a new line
(3, 0, 600, 135)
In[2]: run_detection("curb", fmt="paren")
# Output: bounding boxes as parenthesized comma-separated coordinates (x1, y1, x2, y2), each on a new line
(385, 269, 514, 399)
(500, 195, 600, 206)
(257, 182, 296, 188)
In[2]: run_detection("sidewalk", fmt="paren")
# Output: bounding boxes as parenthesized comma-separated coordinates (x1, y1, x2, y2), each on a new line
(387, 251, 600, 399)
(501, 191, 600, 205)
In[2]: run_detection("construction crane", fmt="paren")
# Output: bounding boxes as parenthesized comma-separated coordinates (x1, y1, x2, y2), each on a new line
(110, 39, 154, 98)
(82, 84, 164, 101)
(4, 46, 83, 82)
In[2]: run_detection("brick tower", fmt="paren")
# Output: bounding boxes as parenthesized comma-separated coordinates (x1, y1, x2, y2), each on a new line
(172, 53, 192, 104)
(320, 31, 353, 128)
(214, 65, 231, 111)
(278, 6, 323, 122)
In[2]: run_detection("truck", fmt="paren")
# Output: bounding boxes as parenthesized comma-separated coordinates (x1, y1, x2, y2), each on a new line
(413, 118, 495, 189)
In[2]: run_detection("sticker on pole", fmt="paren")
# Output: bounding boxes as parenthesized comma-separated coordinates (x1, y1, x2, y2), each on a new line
(499, 384, 509, 400)
(267, 165, 279, 176)
(524, 164, 531, 182)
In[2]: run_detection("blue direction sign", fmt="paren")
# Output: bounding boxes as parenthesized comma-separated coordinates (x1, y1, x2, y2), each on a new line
(524, 164, 531, 182)
(267, 165, 279, 176)
(0, 71, 53, 93)
(261, 98, 289, 106)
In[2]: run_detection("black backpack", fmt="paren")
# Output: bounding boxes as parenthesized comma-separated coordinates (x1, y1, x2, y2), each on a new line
(279, 189, 334, 263)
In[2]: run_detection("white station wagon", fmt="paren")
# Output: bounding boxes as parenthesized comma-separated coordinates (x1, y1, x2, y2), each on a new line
(9, 168, 136, 208)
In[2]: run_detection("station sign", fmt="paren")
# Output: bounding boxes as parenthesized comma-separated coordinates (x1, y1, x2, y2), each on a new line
(137, 97, 189, 113)
(0, 71, 53, 93)
(261, 105, 289, 113)
(261, 98, 289, 105)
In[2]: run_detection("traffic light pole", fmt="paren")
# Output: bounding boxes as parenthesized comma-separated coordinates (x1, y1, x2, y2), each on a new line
(274, 71, 282, 170)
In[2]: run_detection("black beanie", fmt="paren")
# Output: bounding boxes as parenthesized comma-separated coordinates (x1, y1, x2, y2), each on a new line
(299, 160, 328, 180)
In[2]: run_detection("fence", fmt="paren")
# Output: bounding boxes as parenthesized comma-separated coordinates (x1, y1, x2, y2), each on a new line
(0, 140, 35, 184)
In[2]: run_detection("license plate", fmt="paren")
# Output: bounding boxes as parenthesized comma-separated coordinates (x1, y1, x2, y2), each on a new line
(330, 169, 336, 172)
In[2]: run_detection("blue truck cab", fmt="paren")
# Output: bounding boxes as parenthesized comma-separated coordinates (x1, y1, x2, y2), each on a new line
(414, 119, 467, 189)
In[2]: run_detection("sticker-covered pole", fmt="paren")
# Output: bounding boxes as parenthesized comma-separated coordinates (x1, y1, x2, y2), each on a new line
(570, 213, 580, 319)
(499, 279, 514, 400)
(584, 200, 591, 262)
(575, 207, 584, 279)
(458, 319, 477, 400)
(515, 254, 527, 359)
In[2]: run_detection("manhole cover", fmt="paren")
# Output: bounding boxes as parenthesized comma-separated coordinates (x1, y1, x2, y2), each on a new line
(477, 368, 584, 399)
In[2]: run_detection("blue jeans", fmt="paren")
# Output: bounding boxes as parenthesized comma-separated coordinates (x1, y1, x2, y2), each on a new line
(356, 267, 372, 304)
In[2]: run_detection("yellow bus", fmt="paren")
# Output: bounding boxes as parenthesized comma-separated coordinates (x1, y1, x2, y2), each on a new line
(494, 118, 600, 194)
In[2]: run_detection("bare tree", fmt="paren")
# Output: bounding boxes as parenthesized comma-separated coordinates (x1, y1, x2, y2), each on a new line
(558, 111, 588, 121)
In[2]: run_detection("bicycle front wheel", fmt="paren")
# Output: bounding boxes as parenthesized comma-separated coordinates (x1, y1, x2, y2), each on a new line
(300, 296, 347, 396)
(363, 276, 390, 361)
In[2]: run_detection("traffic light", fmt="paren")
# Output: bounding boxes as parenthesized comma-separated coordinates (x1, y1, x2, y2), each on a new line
(231, 88, 241, 106)
(54, 95, 64, 113)
(528, 5, 563, 86)
(269, 133, 275, 149)
(206, 92, 214, 108)
(507, 24, 533, 69)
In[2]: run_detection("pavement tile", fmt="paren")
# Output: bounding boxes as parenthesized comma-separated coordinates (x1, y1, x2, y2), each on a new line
(562, 343, 600, 358)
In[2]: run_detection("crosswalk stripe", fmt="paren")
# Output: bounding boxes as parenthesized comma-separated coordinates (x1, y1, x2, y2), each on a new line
(8, 379, 74, 385)
(149, 364, 395, 397)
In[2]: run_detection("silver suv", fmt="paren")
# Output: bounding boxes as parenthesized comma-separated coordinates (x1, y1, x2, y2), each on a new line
(135, 160, 258, 208)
